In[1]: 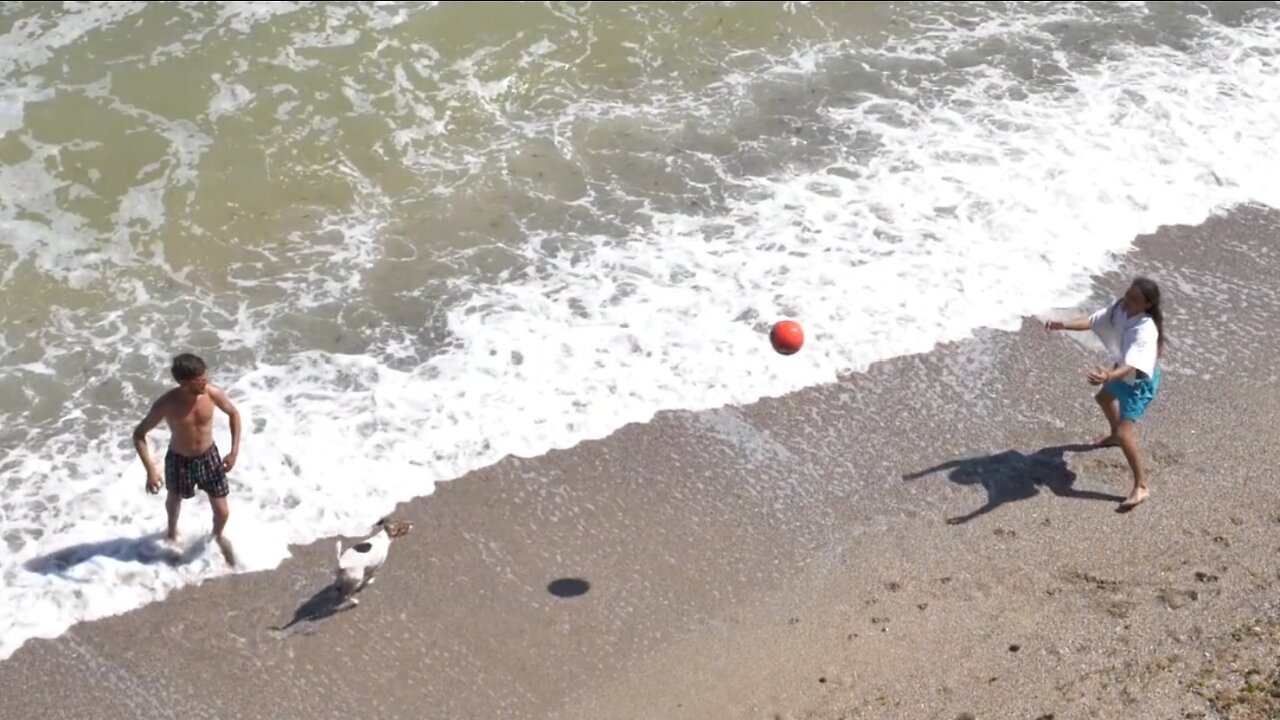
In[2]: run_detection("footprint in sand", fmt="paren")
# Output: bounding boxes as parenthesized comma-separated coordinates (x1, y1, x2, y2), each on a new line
(1145, 441, 1184, 466)
(1065, 568, 1124, 593)
(1106, 600, 1137, 619)
(1157, 587, 1200, 610)
(1076, 455, 1129, 475)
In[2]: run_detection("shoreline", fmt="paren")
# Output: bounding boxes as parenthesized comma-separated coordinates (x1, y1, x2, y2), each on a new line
(3, 205, 1280, 719)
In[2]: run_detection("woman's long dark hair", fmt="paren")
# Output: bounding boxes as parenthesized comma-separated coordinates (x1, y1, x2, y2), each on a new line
(1107, 276, 1167, 354)
(1131, 276, 1166, 353)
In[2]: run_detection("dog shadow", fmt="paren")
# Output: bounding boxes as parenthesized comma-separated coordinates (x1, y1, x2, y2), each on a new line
(271, 583, 355, 636)
(903, 443, 1127, 524)
(24, 533, 208, 575)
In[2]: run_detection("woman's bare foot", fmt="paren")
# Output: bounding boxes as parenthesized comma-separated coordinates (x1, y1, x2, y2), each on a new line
(1117, 486, 1149, 511)
(1093, 434, 1120, 447)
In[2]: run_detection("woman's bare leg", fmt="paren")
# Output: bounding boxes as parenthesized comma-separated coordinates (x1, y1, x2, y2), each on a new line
(1094, 388, 1121, 446)
(1114, 420, 1149, 509)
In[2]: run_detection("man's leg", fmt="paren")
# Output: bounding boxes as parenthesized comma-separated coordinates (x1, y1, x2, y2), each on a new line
(1114, 419, 1149, 509)
(199, 444, 236, 567)
(163, 450, 186, 544)
(165, 492, 183, 542)
(1094, 388, 1121, 446)
(210, 496, 235, 567)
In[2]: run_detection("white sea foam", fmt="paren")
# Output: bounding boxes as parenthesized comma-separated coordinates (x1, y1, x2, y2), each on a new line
(2, 2, 1280, 661)
(208, 74, 255, 121)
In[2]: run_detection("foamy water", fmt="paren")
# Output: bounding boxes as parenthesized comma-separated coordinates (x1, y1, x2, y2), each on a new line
(2, 1, 1280, 660)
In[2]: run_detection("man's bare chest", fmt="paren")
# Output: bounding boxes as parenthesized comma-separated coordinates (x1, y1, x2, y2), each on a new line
(167, 396, 215, 428)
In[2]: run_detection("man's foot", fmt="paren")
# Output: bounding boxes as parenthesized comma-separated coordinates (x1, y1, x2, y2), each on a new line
(1093, 434, 1120, 447)
(1117, 487, 1150, 512)
(215, 535, 237, 568)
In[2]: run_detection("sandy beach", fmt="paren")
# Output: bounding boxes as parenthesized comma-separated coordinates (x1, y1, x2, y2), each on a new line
(3, 206, 1280, 720)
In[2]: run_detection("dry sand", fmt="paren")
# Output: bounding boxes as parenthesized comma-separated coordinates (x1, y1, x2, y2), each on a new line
(2, 206, 1279, 720)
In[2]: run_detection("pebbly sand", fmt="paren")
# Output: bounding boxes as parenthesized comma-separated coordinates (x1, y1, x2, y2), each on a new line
(2, 205, 1279, 720)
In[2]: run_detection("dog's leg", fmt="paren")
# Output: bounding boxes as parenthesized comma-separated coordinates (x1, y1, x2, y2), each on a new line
(333, 575, 362, 609)
(332, 583, 359, 610)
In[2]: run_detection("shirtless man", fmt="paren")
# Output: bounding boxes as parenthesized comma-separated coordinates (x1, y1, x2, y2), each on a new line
(132, 353, 241, 566)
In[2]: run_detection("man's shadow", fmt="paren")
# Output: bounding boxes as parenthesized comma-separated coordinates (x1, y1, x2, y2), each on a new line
(903, 444, 1126, 524)
(24, 533, 207, 575)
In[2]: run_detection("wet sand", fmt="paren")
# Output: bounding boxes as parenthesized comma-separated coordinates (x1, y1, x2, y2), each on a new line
(3, 206, 1280, 720)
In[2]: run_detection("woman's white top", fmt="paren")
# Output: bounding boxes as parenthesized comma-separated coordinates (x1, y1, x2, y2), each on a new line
(1089, 301, 1159, 382)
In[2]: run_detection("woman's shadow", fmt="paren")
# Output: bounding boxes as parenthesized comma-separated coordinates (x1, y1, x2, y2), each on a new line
(903, 444, 1126, 524)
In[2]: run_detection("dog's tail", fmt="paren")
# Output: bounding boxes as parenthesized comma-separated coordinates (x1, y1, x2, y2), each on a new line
(335, 539, 343, 562)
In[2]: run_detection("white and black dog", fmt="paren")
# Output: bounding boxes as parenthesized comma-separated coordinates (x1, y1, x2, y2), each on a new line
(333, 517, 412, 607)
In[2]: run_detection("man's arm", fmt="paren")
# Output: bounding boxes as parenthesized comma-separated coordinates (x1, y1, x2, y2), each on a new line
(133, 398, 167, 482)
(208, 385, 241, 463)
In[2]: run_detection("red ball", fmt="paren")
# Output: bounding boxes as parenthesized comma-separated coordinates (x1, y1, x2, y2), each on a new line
(770, 320, 804, 355)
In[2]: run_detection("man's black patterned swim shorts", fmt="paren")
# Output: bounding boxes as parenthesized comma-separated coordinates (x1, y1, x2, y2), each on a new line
(165, 444, 229, 499)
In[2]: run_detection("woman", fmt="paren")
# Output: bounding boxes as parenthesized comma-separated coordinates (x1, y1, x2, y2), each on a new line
(1045, 277, 1165, 510)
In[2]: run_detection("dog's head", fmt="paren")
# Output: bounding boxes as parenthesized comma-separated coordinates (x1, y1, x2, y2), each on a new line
(375, 517, 413, 539)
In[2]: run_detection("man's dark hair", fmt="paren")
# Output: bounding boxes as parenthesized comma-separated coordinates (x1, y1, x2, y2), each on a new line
(171, 353, 208, 382)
